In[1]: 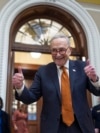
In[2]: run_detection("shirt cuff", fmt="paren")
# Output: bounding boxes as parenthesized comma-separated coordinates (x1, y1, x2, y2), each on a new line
(91, 79, 100, 89)
(16, 84, 24, 95)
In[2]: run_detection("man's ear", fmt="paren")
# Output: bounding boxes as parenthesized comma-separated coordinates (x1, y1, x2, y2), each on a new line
(67, 47, 72, 56)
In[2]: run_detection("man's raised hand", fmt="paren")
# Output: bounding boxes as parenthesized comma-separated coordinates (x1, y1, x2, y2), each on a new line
(12, 68, 24, 89)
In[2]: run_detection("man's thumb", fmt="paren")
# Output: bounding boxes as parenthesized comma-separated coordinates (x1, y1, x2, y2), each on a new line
(86, 59, 90, 66)
(18, 67, 23, 74)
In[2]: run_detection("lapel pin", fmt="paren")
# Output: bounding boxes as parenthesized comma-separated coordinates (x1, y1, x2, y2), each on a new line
(72, 69, 76, 72)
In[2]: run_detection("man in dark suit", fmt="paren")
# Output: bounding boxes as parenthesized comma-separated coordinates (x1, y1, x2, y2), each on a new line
(12, 34, 100, 133)
(0, 97, 11, 133)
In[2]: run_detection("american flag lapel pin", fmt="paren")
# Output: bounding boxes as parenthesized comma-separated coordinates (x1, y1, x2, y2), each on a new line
(72, 69, 76, 72)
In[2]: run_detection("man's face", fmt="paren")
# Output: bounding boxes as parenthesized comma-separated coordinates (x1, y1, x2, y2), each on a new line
(50, 38, 71, 66)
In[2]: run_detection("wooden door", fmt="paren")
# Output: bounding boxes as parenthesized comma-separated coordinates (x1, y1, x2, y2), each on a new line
(11, 64, 42, 133)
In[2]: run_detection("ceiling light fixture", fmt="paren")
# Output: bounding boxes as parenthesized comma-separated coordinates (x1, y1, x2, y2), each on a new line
(30, 52, 41, 59)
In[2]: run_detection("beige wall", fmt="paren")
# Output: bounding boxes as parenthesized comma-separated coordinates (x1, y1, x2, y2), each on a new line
(76, 0, 100, 5)
(79, 2, 100, 32)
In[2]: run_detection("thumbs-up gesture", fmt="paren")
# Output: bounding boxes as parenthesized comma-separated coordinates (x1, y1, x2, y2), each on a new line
(84, 59, 98, 82)
(12, 68, 24, 89)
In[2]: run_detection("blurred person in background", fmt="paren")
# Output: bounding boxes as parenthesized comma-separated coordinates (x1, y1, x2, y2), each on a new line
(12, 103, 29, 133)
(0, 97, 11, 133)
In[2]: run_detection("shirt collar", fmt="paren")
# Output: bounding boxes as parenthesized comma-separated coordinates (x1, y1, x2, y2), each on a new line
(57, 60, 69, 69)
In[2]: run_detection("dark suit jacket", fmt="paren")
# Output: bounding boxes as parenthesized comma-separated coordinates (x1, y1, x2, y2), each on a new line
(0, 110, 10, 133)
(16, 60, 100, 133)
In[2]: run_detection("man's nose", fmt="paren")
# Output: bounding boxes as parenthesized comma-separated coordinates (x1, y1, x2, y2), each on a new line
(56, 52, 61, 56)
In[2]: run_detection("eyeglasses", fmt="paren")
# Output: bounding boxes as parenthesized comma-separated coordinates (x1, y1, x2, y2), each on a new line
(51, 48, 68, 55)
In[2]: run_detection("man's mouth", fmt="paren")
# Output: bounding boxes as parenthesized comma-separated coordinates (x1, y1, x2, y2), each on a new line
(55, 57, 64, 60)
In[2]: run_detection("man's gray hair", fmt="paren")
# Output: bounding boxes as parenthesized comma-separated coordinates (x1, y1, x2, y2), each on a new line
(50, 34, 70, 46)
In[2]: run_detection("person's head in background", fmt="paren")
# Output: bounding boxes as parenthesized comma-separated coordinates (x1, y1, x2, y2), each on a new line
(0, 97, 3, 110)
(50, 34, 72, 67)
(19, 104, 28, 113)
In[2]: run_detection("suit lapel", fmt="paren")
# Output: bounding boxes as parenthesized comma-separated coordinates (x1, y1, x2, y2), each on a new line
(48, 63, 61, 102)
(69, 60, 77, 92)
